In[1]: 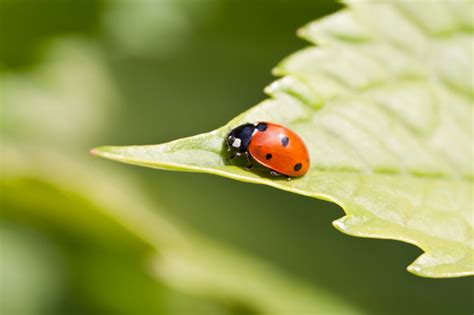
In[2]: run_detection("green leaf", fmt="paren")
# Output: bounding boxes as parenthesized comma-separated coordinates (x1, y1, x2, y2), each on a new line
(93, 0, 474, 278)
(1, 37, 364, 314)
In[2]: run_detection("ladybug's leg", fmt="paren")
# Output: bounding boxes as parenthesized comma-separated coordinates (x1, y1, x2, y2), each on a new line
(229, 151, 243, 160)
(270, 171, 291, 180)
(244, 151, 254, 170)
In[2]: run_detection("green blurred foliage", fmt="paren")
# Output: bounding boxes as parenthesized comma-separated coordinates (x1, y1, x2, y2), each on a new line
(1, 0, 473, 314)
(0, 0, 104, 69)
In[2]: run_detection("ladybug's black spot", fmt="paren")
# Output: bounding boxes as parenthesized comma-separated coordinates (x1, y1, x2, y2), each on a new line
(256, 123, 268, 132)
(293, 163, 302, 171)
(281, 136, 289, 147)
(265, 153, 272, 160)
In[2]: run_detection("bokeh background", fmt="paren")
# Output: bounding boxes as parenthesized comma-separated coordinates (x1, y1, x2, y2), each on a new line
(1, 1, 473, 314)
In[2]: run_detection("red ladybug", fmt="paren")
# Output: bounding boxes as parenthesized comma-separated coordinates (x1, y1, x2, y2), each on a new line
(226, 122, 310, 178)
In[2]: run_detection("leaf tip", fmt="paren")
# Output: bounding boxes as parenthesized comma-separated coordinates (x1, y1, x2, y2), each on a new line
(90, 146, 118, 160)
(296, 26, 307, 39)
(332, 217, 348, 232)
(406, 263, 422, 275)
(406, 259, 442, 278)
(332, 215, 372, 235)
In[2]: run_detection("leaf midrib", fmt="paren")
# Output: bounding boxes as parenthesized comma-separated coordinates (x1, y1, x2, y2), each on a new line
(99, 144, 472, 182)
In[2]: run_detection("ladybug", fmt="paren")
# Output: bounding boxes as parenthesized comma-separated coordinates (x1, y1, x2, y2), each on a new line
(226, 122, 310, 178)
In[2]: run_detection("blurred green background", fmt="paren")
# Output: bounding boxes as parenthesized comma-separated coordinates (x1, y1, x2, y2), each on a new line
(1, 0, 473, 314)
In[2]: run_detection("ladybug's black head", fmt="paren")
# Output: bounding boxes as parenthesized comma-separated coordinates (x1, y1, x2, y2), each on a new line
(226, 123, 256, 153)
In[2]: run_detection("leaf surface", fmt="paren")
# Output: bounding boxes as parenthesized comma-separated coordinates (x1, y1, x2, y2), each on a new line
(93, 0, 474, 278)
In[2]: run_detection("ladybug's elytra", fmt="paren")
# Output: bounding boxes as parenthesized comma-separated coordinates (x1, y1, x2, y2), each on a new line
(226, 122, 310, 178)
